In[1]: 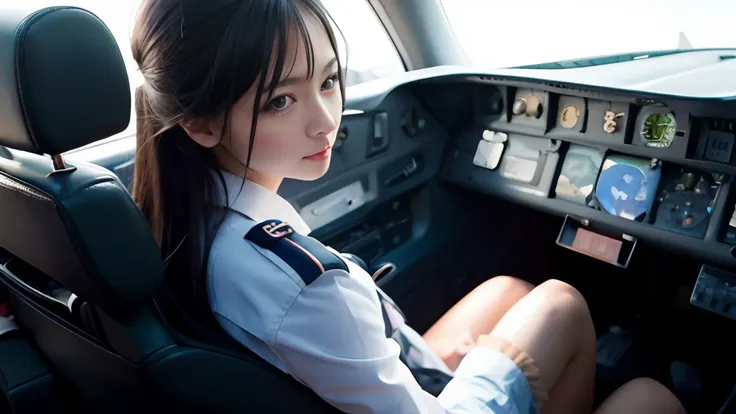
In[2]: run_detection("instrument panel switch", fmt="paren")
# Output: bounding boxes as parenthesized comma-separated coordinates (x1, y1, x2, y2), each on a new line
(473, 130, 507, 170)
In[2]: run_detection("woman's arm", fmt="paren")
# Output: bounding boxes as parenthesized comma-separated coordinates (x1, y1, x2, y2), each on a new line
(271, 266, 538, 414)
(212, 219, 538, 413)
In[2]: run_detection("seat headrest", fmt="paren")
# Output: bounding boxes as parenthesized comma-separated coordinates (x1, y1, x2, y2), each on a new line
(0, 148, 165, 319)
(0, 6, 130, 154)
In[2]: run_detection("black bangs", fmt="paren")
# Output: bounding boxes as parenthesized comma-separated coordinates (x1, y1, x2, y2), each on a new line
(266, 2, 314, 96)
(298, 0, 347, 104)
(259, 0, 347, 101)
(250, 1, 315, 128)
(181, 0, 341, 111)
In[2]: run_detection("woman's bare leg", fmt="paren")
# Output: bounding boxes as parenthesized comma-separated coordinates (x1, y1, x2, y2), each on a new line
(423, 276, 534, 370)
(422, 277, 596, 412)
(594, 377, 686, 414)
(422, 277, 684, 413)
(489, 279, 597, 414)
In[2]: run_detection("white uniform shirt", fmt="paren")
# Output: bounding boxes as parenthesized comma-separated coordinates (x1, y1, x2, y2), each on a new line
(207, 171, 536, 414)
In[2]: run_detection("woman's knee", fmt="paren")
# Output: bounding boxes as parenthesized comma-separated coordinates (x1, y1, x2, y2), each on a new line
(536, 278, 587, 305)
(627, 378, 685, 411)
(480, 275, 534, 299)
(596, 377, 686, 414)
(533, 279, 592, 329)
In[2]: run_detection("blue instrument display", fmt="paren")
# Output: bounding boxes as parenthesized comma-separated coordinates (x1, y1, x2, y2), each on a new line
(595, 155, 662, 221)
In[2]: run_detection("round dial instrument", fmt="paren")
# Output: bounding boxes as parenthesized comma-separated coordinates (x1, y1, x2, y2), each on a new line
(641, 112, 677, 148)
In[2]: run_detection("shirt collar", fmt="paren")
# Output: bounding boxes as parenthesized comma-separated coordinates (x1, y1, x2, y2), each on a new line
(218, 170, 311, 236)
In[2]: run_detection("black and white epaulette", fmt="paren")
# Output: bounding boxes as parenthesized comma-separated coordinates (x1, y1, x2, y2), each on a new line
(244, 219, 348, 285)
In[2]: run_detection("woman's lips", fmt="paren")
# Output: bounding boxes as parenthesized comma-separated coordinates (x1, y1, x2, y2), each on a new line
(305, 146, 331, 161)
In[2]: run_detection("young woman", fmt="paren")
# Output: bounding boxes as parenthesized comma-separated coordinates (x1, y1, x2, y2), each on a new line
(131, 1, 686, 413)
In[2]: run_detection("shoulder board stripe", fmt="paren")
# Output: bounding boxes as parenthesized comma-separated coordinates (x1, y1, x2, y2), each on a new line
(284, 238, 324, 273)
(245, 219, 348, 285)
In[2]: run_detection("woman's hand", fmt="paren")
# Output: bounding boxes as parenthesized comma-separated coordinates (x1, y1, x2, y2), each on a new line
(436, 329, 476, 370)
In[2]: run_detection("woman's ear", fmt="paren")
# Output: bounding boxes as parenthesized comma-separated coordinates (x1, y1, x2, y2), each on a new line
(179, 115, 224, 148)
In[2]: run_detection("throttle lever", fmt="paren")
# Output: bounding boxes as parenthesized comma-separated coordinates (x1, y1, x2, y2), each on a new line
(384, 158, 418, 186)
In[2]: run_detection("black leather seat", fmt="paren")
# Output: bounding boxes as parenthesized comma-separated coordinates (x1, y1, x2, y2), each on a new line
(0, 6, 338, 413)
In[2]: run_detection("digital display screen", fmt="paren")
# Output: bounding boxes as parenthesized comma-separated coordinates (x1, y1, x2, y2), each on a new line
(571, 227, 623, 264)
(555, 144, 602, 205)
(704, 130, 735, 163)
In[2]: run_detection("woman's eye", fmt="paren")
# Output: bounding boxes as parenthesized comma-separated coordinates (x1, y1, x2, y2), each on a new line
(266, 95, 294, 112)
(321, 74, 339, 91)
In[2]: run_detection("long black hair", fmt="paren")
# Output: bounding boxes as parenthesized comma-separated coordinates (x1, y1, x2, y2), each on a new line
(131, 0, 346, 325)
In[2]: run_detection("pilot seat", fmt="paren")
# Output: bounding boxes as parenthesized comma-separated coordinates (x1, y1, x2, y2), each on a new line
(0, 6, 340, 413)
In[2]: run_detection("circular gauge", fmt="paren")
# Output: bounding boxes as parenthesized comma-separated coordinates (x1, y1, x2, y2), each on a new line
(596, 163, 650, 219)
(641, 112, 676, 148)
(559, 105, 579, 128)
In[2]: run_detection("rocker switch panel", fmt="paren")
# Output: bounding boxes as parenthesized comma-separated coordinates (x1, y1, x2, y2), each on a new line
(690, 265, 736, 320)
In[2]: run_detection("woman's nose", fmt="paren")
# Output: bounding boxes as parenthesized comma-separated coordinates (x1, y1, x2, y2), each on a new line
(306, 97, 338, 138)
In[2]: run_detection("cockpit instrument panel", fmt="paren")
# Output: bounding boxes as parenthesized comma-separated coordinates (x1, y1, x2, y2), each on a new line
(444, 77, 736, 268)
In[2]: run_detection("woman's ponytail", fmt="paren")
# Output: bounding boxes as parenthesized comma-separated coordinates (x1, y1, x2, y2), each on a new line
(131, 83, 224, 325)
(132, 85, 165, 247)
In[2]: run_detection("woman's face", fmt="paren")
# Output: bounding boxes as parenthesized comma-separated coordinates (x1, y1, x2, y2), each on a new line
(214, 11, 343, 186)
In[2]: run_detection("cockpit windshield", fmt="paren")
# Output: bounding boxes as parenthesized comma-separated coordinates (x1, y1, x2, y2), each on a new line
(441, 0, 736, 69)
